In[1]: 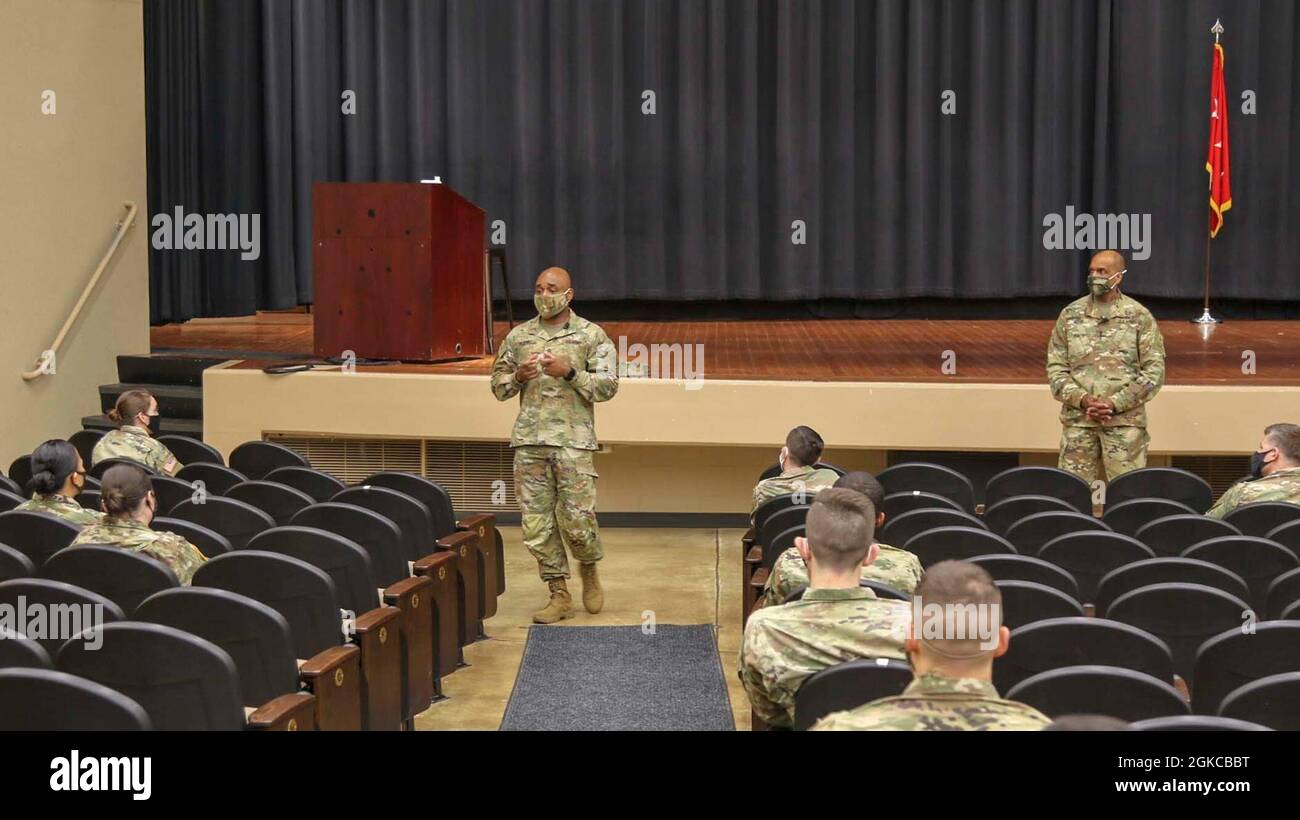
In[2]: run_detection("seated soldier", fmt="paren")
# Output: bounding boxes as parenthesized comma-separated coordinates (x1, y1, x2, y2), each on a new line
(71, 464, 206, 584)
(812, 560, 1050, 731)
(751, 426, 840, 518)
(1206, 423, 1300, 518)
(763, 470, 923, 605)
(739, 488, 910, 729)
(91, 389, 183, 476)
(15, 440, 102, 527)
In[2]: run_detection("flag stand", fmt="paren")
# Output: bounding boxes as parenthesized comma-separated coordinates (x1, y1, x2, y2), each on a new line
(1193, 18, 1226, 326)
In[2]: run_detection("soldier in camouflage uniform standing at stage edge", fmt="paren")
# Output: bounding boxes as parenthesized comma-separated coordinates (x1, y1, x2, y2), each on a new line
(1046, 250, 1165, 484)
(491, 267, 619, 624)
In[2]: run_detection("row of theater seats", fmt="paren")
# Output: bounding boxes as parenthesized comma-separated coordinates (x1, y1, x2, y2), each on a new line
(742, 461, 1300, 730)
(0, 439, 505, 731)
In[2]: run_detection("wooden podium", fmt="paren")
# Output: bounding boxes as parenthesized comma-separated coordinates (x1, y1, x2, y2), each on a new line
(313, 182, 488, 362)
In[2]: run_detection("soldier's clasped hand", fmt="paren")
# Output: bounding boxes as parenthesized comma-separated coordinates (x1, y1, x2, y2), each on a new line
(539, 350, 572, 378)
(515, 353, 542, 383)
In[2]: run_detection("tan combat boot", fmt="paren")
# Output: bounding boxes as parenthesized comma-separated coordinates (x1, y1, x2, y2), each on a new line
(578, 562, 604, 614)
(532, 579, 575, 624)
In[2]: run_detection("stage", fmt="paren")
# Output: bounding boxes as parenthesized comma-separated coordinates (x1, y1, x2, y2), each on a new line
(160, 312, 1300, 518)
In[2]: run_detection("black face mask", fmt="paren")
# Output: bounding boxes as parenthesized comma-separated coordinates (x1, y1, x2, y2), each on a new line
(1250, 449, 1274, 479)
(139, 413, 156, 433)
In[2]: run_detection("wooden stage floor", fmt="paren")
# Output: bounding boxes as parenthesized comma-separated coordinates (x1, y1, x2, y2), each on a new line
(151, 312, 1300, 386)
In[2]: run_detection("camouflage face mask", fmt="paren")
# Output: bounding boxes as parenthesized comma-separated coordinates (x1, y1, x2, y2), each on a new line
(534, 289, 571, 320)
(1087, 270, 1123, 298)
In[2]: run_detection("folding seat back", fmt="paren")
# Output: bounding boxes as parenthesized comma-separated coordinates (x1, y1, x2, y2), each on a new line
(1267, 519, 1300, 563)
(1095, 557, 1250, 616)
(1006, 665, 1190, 721)
(902, 526, 1015, 568)
(90, 457, 159, 480)
(7, 456, 32, 491)
(69, 429, 105, 468)
(332, 486, 433, 561)
(0, 510, 81, 566)
(877, 462, 975, 512)
(57, 622, 245, 730)
(193, 551, 343, 659)
(1266, 568, 1300, 620)
(985, 466, 1092, 514)
(1223, 502, 1300, 538)
(0, 543, 36, 582)
(0, 578, 126, 657)
(265, 466, 346, 503)
(968, 554, 1079, 600)
(995, 616, 1173, 694)
(230, 441, 310, 481)
(150, 475, 200, 516)
(880, 508, 984, 548)
(151, 516, 233, 557)
(1182, 536, 1299, 612)
(1130, 715, 1270, 731)
(0, 489, 22, 512)
(1105, 582, 1250, 685)
(77, 490, 101, 511)
(136, 587, 301, 709)
(1037, 531, 1155, 604)
(0, 474, 20, 495)
(0, 633, 53, 669)
(364, 471, 459, 535)
(248, 526, 380, 615)
(226, 480, 315, 526)
(1217, 673, 1300, 730)
(881, 491, 962, 520)
(1102, 498, 1197, 537)
(41, 546, 179, 614)
(762, 525, 804, 570)
(0, 668, 151, 730)
(759, 505, 809, 552)
(176, 462, 247, 495)
(1191, 621, 1300, 716)
(982, 495, 1075, 536)
(1106, 468, 1213, 511)
(169, 496, 275, 550)
(157, 434, 225, 466)
(752, 493, 799, 531)
(1134, 514, 1240, 557)
(291, 503, 407, 586)
(995, 580, 1083, 630)
(793, 658, 912, 730)
(1005, 511, 1110, 556)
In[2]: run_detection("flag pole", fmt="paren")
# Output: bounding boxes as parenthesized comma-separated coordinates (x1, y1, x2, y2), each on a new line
(1194, 18, 1225, 326)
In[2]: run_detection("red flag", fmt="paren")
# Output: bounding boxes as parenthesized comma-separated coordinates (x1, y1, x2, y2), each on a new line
(1206, 42, 1232, 237)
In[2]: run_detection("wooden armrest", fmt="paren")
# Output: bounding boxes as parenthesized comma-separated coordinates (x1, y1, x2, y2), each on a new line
(433, 531, 481, 646)
(457, 512, 494, 535)
(352, 606, 403, 731)
(384, 575, 437, 718)
(299, 644, 361, 731)
(750, 567, 769, 588)
(410, 550, 462, 682)
(455, 513, 499, 619)
(247, 692, 317, 731)
(745, 546, 762, 564)
(742, 527, 757, 547)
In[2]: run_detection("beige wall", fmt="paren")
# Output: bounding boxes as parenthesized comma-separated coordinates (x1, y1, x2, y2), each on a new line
(0, 0, 149, 470)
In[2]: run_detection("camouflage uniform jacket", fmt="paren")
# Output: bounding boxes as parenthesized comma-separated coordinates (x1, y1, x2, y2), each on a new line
(490, 312, 619, 450)
(739, 586, 910, 728)
(1206, 466, 1300, 519)
(91, 426, 182, 476)
(1046, 294, 1166, 428)
(71, 518, 206, 585)
(763, 543, 923, 606)
(810, 671, 1051, 731)
(751, 465, 839, 516)
(15, 494, 102, 528)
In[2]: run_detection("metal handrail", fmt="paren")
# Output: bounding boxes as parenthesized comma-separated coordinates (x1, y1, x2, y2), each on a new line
(22, 201, 139, 381)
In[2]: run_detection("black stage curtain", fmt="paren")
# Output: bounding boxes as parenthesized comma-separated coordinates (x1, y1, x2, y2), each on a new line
(144, 0, 1300, 324)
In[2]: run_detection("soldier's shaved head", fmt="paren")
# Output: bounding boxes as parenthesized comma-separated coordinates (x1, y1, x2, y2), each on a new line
(536, 266, 572, 292)
(909, 561, 1009, 674)
(804, 488, 875, 573)
(1089, 249, 1126, 275)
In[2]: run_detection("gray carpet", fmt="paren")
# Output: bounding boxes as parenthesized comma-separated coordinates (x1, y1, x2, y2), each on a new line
(500, 625, 736, 731)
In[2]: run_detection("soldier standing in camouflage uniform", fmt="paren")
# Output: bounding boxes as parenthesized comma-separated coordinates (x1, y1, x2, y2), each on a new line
(15, 440, 102, 527)
(811, 561, 1050, 731)
(71, 464, 206, 584)
(92, 389, 183, 476)
(491, 267, 619, 624)
(751, 426, 839, 518)
(1046, 250, 1166, 484)
(1207, 423, 1300, 518)
(739, 489, 911, 729)
(763, 471, 922, 605)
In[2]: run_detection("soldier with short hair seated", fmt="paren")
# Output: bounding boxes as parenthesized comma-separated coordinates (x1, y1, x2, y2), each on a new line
(750, 425, 839, 517)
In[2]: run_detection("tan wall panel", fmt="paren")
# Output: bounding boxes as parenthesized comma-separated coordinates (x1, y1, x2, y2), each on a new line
(1, 0, 149, 468)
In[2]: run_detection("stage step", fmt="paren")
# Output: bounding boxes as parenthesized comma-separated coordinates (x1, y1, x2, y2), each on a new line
(116, 354, 225, 387)
(82, 414, 203, 439)
(98, 383, 203, 419)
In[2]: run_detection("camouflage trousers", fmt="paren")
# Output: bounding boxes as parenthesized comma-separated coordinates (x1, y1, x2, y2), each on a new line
(514, 445, 603, 580)
(1058, 425, 1149, 484)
